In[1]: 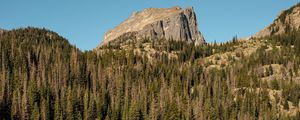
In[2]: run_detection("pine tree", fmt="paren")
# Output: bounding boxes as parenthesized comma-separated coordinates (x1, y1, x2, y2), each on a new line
(66, 87, 74, 120)
(32, 102, 40, 120)
(40, 95, 51, 120)
(22, 92, 31, 120)
(83, 89, 90, 120)
(148, 99, 159, 120)
(129, 103, 143, 120)
(54, 95, 63, 120)
(164, 101, 181, 120)
(11, 90, 21, 119)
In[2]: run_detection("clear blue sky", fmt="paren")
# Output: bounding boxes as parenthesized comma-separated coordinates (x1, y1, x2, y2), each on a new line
(1, 0, 299, 50)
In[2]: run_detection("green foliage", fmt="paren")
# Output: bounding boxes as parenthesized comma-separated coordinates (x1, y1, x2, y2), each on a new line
(164, 101, 181, 120)
(283, 83, 300, 106)
(129, 103, 143, 120)
(32, 103, 40, 120)
(270, 79, 280, 90)
(0, 27, 300, 120)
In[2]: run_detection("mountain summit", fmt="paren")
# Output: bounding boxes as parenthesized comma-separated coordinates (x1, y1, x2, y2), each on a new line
(98, 6, 205, 47)
(255, 3, 300, 38)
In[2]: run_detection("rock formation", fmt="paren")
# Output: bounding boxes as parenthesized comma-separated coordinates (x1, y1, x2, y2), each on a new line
(0, 29, 5, 36)
(255, 3, 300, 38)
(0, 28, 5, 32)
(98, 6, 205, 47)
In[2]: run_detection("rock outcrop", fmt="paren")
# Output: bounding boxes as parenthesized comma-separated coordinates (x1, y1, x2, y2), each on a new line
(0, 28, 5, 32)
(98, 6, 205, 47)
(255, 3, 300, 38)
(0, 29, 5, 36)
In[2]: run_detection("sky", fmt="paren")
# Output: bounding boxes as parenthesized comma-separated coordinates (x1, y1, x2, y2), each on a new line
(1, 0, 299, 50)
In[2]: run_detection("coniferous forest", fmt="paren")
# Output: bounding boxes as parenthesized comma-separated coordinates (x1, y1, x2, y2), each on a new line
(1, 27, 300, 120)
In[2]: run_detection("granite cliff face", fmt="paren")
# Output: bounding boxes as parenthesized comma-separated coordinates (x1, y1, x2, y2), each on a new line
(98, 6, 205, 47)
(255, 3, 300, 38)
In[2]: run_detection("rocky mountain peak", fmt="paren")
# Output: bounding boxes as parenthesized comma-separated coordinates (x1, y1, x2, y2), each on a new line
(254, 3, 300, 38)
(98, 6, 205, 47)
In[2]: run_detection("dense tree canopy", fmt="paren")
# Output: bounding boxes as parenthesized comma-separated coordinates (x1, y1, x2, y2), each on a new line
(0, 27, 300, 120)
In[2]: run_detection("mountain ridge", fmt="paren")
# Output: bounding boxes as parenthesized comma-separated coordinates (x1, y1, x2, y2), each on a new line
(254, 2, 300, 38)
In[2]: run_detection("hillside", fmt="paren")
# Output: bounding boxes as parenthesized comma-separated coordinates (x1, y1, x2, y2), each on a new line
(1, 26, 300, 120)
(1, 3, 300, 120)
(255, 2, 300, 38)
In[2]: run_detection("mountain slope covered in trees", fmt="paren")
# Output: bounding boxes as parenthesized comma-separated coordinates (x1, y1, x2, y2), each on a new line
(2, 3, 300, 120)
(1, 27, 300, 120)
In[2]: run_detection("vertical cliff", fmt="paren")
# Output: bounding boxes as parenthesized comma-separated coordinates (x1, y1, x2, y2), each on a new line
(98, 6, 205, 47)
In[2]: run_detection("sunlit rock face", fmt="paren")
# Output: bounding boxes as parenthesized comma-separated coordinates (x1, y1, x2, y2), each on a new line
(98, 6, 205, 47)
(255, 3, 300, 38)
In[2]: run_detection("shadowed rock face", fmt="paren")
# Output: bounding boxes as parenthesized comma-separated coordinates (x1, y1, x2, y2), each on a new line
(255, 3, 300, 38)
(98, 6, 205, 47)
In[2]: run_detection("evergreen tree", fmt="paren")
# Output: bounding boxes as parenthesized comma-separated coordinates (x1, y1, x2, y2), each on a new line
(32, 103, 40, 120)
(164, 101, 181, 120)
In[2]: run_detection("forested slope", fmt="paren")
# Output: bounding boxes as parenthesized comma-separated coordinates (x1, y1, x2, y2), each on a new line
(1, 27, 300, 120)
